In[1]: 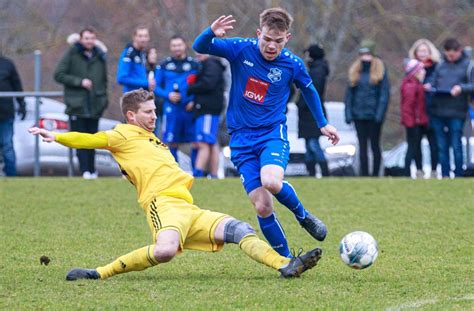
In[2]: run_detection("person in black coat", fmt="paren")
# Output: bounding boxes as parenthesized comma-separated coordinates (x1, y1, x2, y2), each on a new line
(187, 54, 225, 178)
(296, 44, 330, 177)
(0, 56, 26, 176)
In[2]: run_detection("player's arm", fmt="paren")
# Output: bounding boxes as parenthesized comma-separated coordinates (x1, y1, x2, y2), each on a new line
(192, 15, 237, 59)
(28, 127, 109, 149)
(300, 85, 339, 145)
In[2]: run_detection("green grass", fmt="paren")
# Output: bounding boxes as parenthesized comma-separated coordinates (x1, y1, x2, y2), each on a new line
(1, 178, 473, 310)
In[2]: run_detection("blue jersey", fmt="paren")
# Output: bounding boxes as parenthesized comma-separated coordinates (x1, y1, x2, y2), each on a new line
(193, 28, 327, 133)
(117, 44, 149, 93)
(154, 56, 200, 109)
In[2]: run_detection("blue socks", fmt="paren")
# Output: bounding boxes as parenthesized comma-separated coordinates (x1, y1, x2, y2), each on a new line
(191, 148, 198, 171)
(170, 148, 178, 162)
(274, 181, 307, 221)
(193, 168, 205, 177)
(257, 213, 291, 257)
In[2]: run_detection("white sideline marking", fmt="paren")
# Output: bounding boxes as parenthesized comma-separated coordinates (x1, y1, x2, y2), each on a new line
(385, 294, 474, 310)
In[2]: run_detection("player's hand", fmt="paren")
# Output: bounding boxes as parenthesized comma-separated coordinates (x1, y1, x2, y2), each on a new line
(28, 127, 56, 142)
(211, 15, 236, 38)
(450, 85, 461, 97)
(185, 102, 194, 112)
(148, 77, 156, 92)
(320, 124, 340, 146)
(81, 79, 93, 90)
(169, 92, 181, 103)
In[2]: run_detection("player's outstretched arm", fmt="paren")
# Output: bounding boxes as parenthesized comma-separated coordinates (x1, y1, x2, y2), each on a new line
(193, 15, 236, 54)
(28, 127, 109, 149)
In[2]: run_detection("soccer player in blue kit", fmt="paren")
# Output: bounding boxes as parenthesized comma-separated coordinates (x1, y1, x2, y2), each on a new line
(193, 8, 340, 257)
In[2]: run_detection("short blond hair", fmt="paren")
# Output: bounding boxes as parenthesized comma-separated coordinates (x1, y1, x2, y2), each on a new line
(259, 7, 293, 31)
(120, 89, 154, 119)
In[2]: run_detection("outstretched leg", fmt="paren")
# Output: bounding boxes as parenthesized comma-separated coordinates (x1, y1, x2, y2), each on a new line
(66, 229, 180, 281)
(214, 218, 322, 278)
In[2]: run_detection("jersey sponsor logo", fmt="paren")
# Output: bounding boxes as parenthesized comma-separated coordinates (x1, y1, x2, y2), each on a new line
(268, 68, 282, 83)
(134, 55, 142, 63)
(243, 59, 254, 67)
(243, 77, 269, 104)
(271, 152, 280, 156)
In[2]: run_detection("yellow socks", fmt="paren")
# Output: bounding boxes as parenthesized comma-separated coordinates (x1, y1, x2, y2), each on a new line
(96, 245, 158, 279)
(239, 234, 291, 270)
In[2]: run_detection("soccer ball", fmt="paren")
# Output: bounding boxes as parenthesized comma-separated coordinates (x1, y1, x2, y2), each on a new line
(339, 231, 378, 269)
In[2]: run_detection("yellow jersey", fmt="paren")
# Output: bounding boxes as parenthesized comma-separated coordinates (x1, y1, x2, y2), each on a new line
(55, 124, 194, 207)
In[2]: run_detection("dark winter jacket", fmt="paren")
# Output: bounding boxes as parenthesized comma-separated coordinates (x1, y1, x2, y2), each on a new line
(431, 52, 474, 119)
(0, 57, 25, 121)
(54, 43, 108, 119)
(296, 59, 329, 138)
(344, 59, 390, 123)
(422, 60, 437, 114)
(187, 57, 225, 118)
(400, 76, 428, 128)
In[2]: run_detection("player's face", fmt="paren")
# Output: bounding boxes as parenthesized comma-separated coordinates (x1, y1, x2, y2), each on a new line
(170, 38, 186, 60)
(79, 31, 96, 51)
(128, 100, 157, 132)
(256, 26, 291, 61)
(133, 29, 150, 51)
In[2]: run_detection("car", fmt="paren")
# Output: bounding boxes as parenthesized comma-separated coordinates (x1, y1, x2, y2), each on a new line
(221, 101, 359, 177)
(12, 97, 122, 176)
(383, 136, 474, 178)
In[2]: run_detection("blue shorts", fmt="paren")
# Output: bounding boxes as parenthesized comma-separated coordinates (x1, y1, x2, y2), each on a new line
(162, 107, 195, 144)
(230, 124, 290, 193)
(195, 114, 219, 144)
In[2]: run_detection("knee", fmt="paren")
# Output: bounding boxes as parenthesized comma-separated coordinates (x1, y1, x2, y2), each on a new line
(261, 176, 282, 194)
(253, 199, 274, 217)
(153, 245, 178, 263)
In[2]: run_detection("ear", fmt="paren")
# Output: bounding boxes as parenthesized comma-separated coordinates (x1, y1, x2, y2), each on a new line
(286, 32, 292, 42)
(256, 28, 261, 38)
(125, 111, 135, 123)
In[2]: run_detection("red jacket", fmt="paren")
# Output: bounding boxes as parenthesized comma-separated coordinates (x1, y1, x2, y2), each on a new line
(400, 76, 428, 128)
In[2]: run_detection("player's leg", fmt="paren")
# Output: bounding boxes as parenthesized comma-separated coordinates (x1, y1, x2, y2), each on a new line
(194, 141, 210, 177)
(259, 133, 327, 241)
(209, 143, 220, 178)
(214, 217, 322, 278)
(162, 107, 179, 161)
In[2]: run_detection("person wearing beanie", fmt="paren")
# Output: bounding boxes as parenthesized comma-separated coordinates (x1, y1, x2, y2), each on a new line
(345, 39, 390, 177)
(408, 38, 441, 178)
(296, 43, 330, 177)
(400, 59, 428, 178)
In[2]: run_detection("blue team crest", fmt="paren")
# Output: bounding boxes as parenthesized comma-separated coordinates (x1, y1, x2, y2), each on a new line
(267, 68, 282, 83)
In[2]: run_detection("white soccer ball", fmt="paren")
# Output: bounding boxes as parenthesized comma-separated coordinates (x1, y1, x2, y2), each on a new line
(339, 231, 378, 269)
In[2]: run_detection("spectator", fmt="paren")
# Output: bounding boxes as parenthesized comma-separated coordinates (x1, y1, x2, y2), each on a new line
(400, 59, 428, 178)
(146, 47, 163, 137)
(187, 53, 226, 178)
(429, 38, 474, 178)
(296, 43, 330, 177)
(409, 39, 441, 178)
(54, 28, 108, 179)
(345, 39, 390, 176)
(117, 26, 154, 93)
(154, 35, 199, 164)
(0, 56, 26, 176)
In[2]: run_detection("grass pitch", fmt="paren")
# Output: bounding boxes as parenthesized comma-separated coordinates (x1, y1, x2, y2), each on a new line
(1, 178, 473, 310)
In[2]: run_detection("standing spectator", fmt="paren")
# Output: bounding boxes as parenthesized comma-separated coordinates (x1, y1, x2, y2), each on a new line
(117, 26, 155, 93)
(400, 59, 428, 178)
(296, 43, 330, 177)
(345, 39, 390, 176)
(409, 39, 441, 178)
(429, 38, 474, 178)
(0, 56, 26, 176)
(54, 28, 108, 179)
(187, 54, 226, 178)
(154, 35, 199, 164)
(146, 47, 163, 137)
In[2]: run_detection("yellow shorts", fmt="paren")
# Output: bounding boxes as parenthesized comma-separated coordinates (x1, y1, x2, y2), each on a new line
(145, 196, 229, 252)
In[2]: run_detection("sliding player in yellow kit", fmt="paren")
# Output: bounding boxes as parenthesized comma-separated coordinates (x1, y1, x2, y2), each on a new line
(28, 89, 322, 280)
